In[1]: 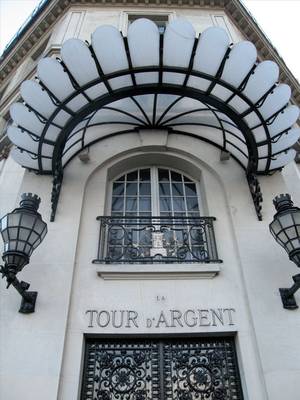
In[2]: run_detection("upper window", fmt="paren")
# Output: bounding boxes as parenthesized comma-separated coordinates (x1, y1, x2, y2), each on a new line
(94, 167, 221, 264)
(128, 15, 169, 33)
(111, 167, 201, 217)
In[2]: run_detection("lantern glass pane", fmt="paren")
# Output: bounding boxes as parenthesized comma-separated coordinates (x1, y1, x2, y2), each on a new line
(293, 253, 300, 265)
(16, 240, 26, 252)
(34, 219, 45, 235)
(292, 211, 300, 224)
(8, 213, 22, 227)
(270, 219, 281, 236)
(285, 226, 296, 242)
(291, 238, 300, 249)
(1, 229, 9, 242)
(24, 244, 33, 256)
(295, 226, 300, 239)
(278, 213, 293, 229)
(21, 213, 37, 230)
(276, 229, 288, 245)
(30, 232, 39, 245)
(286, 242, 294, 253)
(40, 226, 47, 241)
(7, 227, 18, 240)
(6, 240, 16, 251)
(34, 218, 47, 236)
(0, 215, 8, 230)
(18, 226, 30, 243)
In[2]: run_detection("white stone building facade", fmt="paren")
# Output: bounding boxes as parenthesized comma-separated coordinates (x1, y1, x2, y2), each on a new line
(0, 1, 300, 400)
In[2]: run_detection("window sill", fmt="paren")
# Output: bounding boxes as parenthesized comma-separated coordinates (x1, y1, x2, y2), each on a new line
(96, 264, 220, 280)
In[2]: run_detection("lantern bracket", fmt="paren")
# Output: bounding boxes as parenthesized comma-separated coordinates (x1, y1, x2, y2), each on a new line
(0, 264, 37, 313)
(279, 273, 300, 310)
(247, 170, 263, 221)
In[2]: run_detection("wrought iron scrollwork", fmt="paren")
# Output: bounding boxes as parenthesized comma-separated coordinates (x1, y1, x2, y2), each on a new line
(165, 340, 242, 400)
(50, 161, 63, 222)
(81, 338, 244, 400)
(93, 216, 222, 264)
(247, 171, 263, 221)
(81, 341, 160, 400)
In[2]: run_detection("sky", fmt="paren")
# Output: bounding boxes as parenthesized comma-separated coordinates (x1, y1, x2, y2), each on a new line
(0, 0, 299, 81)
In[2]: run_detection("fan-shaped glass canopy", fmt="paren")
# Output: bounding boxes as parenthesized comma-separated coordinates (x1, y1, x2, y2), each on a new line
(6, 18, 300, 220)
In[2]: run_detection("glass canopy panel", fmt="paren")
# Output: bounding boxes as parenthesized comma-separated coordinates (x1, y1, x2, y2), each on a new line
(128, 18, 160, 85)
(188, 26, 230, 91)
(61, 39, 99, 86)
(220, 41, 257, 89)
(163, 19, 195, 85)
(7, 18, 298, 178)
(242, 60, 279, 104)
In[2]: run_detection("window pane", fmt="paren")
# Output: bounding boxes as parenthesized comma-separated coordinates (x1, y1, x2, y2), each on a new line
(112, 197, 124, 211)
(139, 168, 150, 181)
(127, 170, 138, 181)
(126, 182, 137, 196)
(160, 197, 171, 211)
(139, 197, 151, 212)
(128, 15, 168, 33)
(139, 183, 151, 196)
(172, 182, 184, 196)
(186, 197, 199, 211)
(185, 183, 197, 196)
(112, 182, 125, 196)
(126, 198, 137, 212)
(115, 174, 125, 182)
(173, 197, 185, 211)
(159, 183, 170, 196)
(158, 169, 169, 182)
(171, 171, 182, 182)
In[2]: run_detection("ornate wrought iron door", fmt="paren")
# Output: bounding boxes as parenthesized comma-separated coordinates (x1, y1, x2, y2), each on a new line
(81, 337, 243, 400)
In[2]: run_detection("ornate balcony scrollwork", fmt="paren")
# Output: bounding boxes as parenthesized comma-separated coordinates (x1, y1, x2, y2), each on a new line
(93, 216, 222, 264)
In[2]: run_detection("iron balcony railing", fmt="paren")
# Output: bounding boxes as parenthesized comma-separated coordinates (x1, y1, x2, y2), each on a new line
(93, 216, 222, 264)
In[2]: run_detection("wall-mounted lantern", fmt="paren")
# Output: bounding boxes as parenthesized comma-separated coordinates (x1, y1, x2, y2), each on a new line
(0, 193, 47, 313)
(269, 193, 300, 309)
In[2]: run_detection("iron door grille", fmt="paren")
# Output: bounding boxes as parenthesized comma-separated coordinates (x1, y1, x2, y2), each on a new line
(81, 337, 244, 400)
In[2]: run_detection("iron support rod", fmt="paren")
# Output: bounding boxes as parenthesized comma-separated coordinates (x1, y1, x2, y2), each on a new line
(279, 273, 300, 310)
(1, 265, 37, 313)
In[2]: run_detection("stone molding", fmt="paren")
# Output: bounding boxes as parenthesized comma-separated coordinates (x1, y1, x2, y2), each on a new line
(97, 264, 221, 280)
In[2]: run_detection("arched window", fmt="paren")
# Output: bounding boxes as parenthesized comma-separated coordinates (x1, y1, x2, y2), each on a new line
(111, 167, 201, 217)
(94, 166, 220, 264)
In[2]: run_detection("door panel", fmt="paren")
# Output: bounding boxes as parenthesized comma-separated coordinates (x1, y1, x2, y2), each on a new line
(81, 337, 244, 400)
(163, 338, 244, 400)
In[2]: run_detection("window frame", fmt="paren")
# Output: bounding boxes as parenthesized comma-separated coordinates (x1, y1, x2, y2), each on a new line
(107, 165, 203, 217)
(120, 11, 176, 35)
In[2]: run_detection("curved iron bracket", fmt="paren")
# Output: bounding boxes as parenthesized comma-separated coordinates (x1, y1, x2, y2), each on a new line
(247, 169, 263, 221)
(50, 160, 63, 222)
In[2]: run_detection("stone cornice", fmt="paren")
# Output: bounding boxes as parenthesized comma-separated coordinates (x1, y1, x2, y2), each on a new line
(0, 0, 299, 109)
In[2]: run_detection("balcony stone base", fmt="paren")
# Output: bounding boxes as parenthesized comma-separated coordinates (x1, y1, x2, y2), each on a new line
(97, 264, 221, 280)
